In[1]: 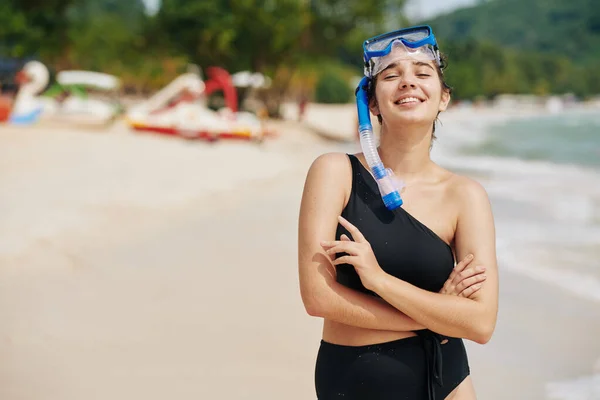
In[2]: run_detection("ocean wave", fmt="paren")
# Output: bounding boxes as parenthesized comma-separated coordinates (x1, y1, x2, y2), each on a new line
(546, 359, 600, 400)
(435, 110, 600, 310)
(436, 152, 600, 226)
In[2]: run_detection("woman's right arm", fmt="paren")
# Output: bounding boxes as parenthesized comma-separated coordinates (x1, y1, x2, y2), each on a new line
(298, 153, 424, 331)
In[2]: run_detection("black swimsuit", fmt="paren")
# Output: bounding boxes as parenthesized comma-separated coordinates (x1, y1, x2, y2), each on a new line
(315, 154, 470, 400)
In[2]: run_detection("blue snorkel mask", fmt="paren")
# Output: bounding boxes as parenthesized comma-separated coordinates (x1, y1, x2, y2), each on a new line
(356, 25, 442, 210)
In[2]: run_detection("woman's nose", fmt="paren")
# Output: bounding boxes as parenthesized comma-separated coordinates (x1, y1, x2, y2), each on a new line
(400, 77, 417, 88)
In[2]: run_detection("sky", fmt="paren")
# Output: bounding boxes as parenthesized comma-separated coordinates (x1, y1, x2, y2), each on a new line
(142, 0, 160, 15)
(141, 0, 478, 19)
(404, 0, 478, 20)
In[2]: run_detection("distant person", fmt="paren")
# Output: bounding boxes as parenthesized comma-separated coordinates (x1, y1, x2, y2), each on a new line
(298, 93, 308, 122)
(298, 25, 498, 399)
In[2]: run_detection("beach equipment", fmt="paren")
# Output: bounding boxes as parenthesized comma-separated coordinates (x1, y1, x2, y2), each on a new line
(8, 61, 122, 126)
(9, 61, 49, 124)
(355, 25, 441, 210)
(125, 67, 267, 142)
(47, 70, 122, 124)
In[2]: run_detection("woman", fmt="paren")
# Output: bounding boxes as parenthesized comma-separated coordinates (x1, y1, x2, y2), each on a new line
(298, 25, 498, 399)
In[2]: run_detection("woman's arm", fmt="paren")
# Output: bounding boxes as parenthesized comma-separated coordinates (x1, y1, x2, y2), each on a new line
(298, 153, 424, 331)
(374, 178, 498, 343)
(327, 177, 499, 344)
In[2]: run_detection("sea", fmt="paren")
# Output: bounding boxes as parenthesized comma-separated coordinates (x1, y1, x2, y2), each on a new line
(434, 109, 600, 300)
(433, 107, 600, 400)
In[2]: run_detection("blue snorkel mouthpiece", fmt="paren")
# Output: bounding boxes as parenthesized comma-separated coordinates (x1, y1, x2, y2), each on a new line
(355, 76, 403, 210)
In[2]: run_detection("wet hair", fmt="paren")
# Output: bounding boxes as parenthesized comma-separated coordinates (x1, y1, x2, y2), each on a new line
(366, 52, 452, 142)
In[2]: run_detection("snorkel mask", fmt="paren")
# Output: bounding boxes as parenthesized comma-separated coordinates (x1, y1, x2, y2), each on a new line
(356, 25, 442, 210)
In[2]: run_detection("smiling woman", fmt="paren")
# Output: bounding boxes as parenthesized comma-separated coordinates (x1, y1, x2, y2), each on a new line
(368, 57, 453, 140)
(298, 25, 498, 400)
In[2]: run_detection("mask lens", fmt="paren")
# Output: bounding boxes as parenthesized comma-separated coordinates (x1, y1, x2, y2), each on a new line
(370, 41, 438, 77)
(364, 27, 431, 52)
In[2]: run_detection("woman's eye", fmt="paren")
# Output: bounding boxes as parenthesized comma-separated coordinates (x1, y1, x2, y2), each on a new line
(383, 75, 398, 80)
(417, 73, 431, 77)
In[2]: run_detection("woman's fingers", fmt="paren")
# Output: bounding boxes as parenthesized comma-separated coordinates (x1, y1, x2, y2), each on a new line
(455, 254, 475, 274)
(451, 264, 486, 287)
(455, 274, 487, 294)
(337, 216, 366, 243)
(320, 241, 359, 256)
(446, 254, 474, 282)
(332, 255, 354, 266)
(320, 234, 351, 248)
(441, 254, 487, 297)
(459, 282, 483, 298)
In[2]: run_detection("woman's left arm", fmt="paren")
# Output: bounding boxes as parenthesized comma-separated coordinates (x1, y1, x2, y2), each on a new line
(325, 178, 499, 344)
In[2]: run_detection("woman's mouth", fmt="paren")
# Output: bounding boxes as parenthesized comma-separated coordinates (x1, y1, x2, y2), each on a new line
(394, 97, 424, 106)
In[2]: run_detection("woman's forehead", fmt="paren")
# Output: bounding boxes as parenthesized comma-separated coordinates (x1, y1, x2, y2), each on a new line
(380, 59, 436, 73)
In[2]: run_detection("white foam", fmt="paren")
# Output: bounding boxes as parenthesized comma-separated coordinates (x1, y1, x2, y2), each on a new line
(434, 151, 600, 226)
(439, 111, 600, 399)
(546, 360, 600, 400)
(437, 112, 600, 303)
(499, 250, 600, 303)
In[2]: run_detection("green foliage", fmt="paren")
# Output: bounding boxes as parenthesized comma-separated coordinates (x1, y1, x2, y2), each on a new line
(154, 0, 311, 73)
(309, 0, 407, 66)
(424, 0, 600, 65)
(417, 0, 600, 99)
(0, 0, 598, 105)
(441, 39, 599, 99)
(0, 3, 30, 58)
(314, 70, 352, 104)
(0, 0, 76, 59)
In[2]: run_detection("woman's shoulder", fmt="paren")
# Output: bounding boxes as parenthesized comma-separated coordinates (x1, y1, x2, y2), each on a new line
(302, 152, 354, 212)
(307, 152, 354, 177)
(441, 169, 491, 209)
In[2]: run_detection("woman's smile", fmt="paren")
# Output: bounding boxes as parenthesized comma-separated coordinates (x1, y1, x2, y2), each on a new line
(394, 95, 425, 108)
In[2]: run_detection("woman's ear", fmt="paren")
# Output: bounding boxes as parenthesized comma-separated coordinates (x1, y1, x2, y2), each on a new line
(369, 99, 380, 117)
(438, 89, 451, 112)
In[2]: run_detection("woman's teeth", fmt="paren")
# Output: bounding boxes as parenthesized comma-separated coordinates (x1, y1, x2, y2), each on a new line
(396, 97, 420, 104)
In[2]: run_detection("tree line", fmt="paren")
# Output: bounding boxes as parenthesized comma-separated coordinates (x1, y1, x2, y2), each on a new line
(1, 0, 598, 108)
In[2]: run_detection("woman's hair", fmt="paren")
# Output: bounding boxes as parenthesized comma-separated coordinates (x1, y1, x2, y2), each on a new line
(366, 52, 452, 142)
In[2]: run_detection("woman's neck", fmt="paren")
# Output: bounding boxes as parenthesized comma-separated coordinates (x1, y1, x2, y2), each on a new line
(377, 124, 434, 180)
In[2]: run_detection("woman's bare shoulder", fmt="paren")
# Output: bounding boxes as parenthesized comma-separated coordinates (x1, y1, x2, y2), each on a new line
(300, 152, 353, 225)
(305, 152, 353, 182)
(442, 170, 491, 210)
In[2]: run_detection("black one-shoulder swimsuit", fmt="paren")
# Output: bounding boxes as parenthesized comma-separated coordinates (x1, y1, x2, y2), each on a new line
(315, 154, 470, 400)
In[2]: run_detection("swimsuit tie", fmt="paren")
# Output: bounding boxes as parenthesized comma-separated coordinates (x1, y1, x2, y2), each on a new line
(415, 330, 445, 400)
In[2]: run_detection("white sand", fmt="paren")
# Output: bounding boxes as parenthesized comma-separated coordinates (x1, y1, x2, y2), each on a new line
(0, 121, 304, 255)
(1, 106, 599, 400)
(0, 115, 330, 400)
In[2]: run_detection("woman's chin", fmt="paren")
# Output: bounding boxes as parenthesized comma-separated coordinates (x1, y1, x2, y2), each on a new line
(384, 112, 433, 127)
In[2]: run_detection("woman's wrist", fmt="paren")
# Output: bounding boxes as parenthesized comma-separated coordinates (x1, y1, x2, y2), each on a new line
(366, 268, 390, 294)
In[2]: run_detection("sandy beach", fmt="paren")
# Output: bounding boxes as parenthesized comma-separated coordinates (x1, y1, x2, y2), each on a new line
(1, 104, 599, 400)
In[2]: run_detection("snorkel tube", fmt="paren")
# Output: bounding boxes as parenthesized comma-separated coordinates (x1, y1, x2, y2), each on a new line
(357, 25, 442, 210)
(355, 76, 403, 210)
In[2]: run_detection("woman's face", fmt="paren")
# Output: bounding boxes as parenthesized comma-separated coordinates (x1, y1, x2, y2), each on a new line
(370, 58, 450, 128)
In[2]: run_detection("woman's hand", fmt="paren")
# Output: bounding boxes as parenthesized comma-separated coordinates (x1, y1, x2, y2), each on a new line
(320, 216, 487, 298)
(320, 216, 386, 291)
(440, 254, 487, 298)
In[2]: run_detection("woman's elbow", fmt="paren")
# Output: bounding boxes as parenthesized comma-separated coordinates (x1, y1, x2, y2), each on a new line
(303, 298, 323, 317)
(300, 270, 337, 318)
(470, 318, 496, 344)
(301, 288, 328, 318)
